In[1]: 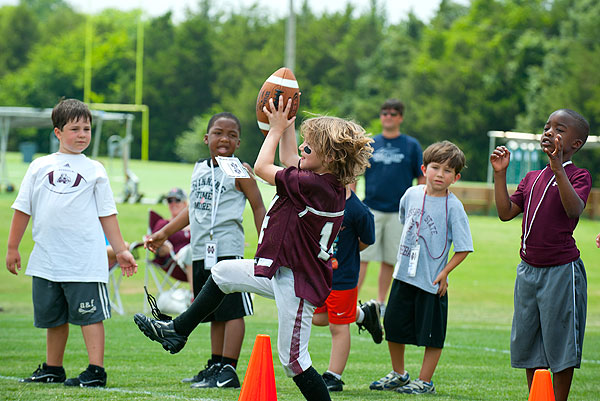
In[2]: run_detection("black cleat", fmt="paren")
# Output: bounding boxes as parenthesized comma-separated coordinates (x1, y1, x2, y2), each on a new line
(357, 300, 383, 344)
(133, 313, 187, 354)
(182, 359, 216, 383)
(64, 365, 107, 387)
(20, 363, 66, 383)
(191, 364, 240, 389)
(322, 372, 344, 392)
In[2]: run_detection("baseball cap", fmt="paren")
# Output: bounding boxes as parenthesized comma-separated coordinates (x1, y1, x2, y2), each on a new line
(165, 187, 187, 201)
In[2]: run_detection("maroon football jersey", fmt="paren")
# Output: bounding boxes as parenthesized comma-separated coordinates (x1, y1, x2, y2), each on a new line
(254, 167, 345, 306)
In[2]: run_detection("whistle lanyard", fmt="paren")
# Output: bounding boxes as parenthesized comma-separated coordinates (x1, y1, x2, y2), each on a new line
(415, 189, 449, 260)
(210, 159, 225, 240)
(522, 160, 572, 254)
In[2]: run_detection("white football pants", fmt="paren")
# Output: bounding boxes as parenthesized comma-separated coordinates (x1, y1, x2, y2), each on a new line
(211, 259, 315, 377)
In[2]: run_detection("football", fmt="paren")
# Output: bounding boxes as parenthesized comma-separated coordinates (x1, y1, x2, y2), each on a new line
(256, 67, 300, 135)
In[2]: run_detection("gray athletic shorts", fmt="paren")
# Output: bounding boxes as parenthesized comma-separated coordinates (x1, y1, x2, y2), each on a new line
(511, 259, 587, 372)
(360, 209, 403, 266)
(32, 277, 111, 328)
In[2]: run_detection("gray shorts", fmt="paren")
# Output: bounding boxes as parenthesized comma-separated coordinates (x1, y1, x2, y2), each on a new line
(360, 209, 403, 266)
(511, 259, 587, 372)
(32, 277, 111, 328)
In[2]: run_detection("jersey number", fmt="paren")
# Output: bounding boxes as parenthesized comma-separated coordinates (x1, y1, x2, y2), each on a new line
(318, 222, 334, 261)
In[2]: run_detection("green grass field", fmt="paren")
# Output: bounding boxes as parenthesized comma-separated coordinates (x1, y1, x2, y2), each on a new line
(1, 153, 599, 400)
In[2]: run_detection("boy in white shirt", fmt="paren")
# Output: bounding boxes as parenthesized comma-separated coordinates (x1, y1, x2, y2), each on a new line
(6, 98, 137, 387)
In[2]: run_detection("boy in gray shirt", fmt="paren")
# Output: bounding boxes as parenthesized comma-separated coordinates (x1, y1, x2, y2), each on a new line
(369, 140, 473, 394)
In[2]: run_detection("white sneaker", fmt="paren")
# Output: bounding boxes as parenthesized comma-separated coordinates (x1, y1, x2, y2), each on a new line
(395, 378, 436, 394)
(369, 370, 410, 391)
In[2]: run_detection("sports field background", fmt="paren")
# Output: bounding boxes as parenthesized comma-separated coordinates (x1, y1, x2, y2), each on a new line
(0, 152, 598, 400)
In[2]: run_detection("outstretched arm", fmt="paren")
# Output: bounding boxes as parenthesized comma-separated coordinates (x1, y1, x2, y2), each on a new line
(490, 146, 522, 221)
(6, 210, 30, 275)
(255, 96, 296, 185)
(144, 206, 190, 253)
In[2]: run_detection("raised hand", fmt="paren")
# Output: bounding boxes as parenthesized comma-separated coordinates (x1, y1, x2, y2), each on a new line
(543, 134, 564, 172)
(263, 95, 295, 135)
(490, 146, 511, 172)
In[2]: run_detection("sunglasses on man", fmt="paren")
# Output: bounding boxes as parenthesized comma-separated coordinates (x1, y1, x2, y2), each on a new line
(381, 110, 399, 117)
(167, 198, 181, 204)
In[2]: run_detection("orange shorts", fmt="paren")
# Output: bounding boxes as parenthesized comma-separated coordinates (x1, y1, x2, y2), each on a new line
(314, 287, 358, 325)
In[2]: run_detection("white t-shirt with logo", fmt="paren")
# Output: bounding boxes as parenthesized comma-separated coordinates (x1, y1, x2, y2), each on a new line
(12, 152, 117, 283)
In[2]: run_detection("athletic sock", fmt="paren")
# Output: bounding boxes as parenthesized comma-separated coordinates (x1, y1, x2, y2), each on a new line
(221, 356, 238, 369)
(356, 307, 365, 323)
(293, 366, 331, 401)
(173, 275, 226, 336)
(379, 302, 386, 316)
(325, 370, 341, 380)
(211, 354, 222, 365)
(44, 363, 64, 372)
(396, 370, 408, 379)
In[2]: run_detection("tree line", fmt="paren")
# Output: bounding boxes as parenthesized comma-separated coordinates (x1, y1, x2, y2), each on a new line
(1, 0, 599, 183)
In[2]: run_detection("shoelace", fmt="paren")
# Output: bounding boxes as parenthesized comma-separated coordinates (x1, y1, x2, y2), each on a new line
(31, 364, 43, 376)
(144, 286, 172, 321)
(356, 300, 367, 334)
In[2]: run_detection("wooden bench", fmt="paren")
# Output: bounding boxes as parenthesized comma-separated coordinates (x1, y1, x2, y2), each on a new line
(451, 184, 600, 219)
(451, 185, 494, 214)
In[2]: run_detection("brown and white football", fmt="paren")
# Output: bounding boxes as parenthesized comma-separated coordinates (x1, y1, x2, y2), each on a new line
(256, 67, 300, 135)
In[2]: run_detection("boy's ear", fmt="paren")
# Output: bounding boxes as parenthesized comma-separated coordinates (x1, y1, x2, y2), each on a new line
(453, 172, 461, 184)
(203, 134, 209, 145)
(53, 127, 61, 140)
(571, 138, 584, 152)
(420, 164, 426, 175)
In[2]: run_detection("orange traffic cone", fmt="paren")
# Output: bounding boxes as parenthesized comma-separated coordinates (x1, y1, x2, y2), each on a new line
(238, 334, 277, 401)
(528, 369, 555, 401)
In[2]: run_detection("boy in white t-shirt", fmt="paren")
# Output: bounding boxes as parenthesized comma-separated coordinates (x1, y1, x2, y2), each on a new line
(6, 98, 137, 387)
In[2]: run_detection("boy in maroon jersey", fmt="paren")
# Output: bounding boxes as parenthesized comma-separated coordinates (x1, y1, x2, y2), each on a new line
(491, 109, 591, 401)
(134, 96, 373, 400)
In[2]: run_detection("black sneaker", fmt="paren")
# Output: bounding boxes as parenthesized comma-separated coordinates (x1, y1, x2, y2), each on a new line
(20, 363, 66, 383)
(133, 313, 187, 354)
(181, 359, 215, 383)
(191, 364, 240, 389)
(357, 300, 383, 344)
(64, 365, 107, 387)
(322, 372, 344, 392)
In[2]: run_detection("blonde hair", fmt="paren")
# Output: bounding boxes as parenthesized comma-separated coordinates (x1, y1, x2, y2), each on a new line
(301, 116, 373, 185)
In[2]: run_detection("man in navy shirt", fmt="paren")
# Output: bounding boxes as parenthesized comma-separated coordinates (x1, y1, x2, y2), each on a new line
(355, 99, 425, 312)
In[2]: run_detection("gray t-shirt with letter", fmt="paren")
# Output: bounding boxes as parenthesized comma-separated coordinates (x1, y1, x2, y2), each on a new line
(393, 185, 473, 294)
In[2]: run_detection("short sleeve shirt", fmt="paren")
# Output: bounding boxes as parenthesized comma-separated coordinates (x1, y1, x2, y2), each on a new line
(509, 163, 591, 267)
(394, 185, 473, 294)
(12, 153, 117, 283)
(254, 167, 345, 306)
(331, 191, 375, 290)
(363, 133, 423, 212)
